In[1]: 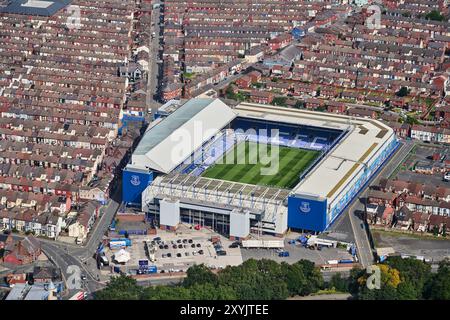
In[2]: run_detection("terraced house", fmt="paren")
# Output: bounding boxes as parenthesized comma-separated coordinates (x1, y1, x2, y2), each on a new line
(0, 0, 139, 240)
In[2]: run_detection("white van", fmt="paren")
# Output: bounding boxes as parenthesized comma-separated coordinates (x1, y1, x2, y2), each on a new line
(444, 172, 450, 181)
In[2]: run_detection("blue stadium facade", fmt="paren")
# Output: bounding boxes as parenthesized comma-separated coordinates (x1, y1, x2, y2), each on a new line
(287, 137, 398, 232)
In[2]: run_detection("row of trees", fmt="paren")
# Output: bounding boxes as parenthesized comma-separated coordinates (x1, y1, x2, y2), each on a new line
(95, 257, 450, 300)
(328, 257, 450, 300)
(94, 258, 323, 300)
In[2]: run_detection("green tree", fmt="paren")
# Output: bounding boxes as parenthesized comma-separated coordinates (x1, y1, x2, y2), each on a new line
(433, 225, 439, 236)
(425, 10, 445, 21)
(294, 100, 305, 109)
(280, 262, 308, 296)
(396, 281, 418, 300)
(142, 285, 191, 300)
(424, 260, 450, 300)
(272, 97, 287, 107)
(218, 259, 289, 300)
(294, 260, 323, 295)
(385, 256, 431, 299)
(327, 273, 349, 293)
(347, 267, 366, 295)
(406, 115, 419, 125)
(189, 283, 237, 300)
(396, 86, 409, 97)
(183, 264, 218, 288)
(94, 275, 143, 300)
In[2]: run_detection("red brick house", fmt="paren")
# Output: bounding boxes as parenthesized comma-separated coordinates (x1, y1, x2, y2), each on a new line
(162, 83, 182, 101)
(367, 189, 398, 207)
(408, 101, 428, 113)
(247, 71, 262, 83)
(428, 215, 450, 235)
(327, 101, 347, 114)
(235, 75, 252, 89)
(248, 91, 274, 104)
(304, 98, 324, 110)
(268, 33, 292, 51)
(2, 235, 41, 265)
(347, 107, 377, 119)
(437, 105, 450, 121)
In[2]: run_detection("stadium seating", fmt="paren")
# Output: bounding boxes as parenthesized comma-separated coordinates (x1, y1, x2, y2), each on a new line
(179, 118, 343, 177)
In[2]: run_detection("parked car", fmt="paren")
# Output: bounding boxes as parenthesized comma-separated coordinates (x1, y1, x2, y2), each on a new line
(217, 250, 227, 256)
(278, 251, 289, 257)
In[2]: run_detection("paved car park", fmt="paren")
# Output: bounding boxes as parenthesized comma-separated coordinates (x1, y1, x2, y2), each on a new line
(373, 230, 450, 262)
(241, 236, 354, 265)
(105, 225, 243, 274)
(104, 226, 354, 275)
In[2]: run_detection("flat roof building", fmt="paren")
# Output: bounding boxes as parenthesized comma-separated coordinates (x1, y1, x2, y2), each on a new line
(0, 0, 72, 16)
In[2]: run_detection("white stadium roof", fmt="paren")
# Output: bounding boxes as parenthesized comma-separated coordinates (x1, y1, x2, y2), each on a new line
(131, 98, 237, 173)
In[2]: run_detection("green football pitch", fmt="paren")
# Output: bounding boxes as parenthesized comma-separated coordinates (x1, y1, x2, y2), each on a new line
(201, 141, 320, 189)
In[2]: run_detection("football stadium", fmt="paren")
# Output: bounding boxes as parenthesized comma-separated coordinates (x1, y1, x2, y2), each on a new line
(122, 98, 398, 239)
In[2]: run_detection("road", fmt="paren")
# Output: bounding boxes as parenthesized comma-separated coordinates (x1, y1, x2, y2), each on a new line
(345, 139, 415, 268)
(77, 185, 122, 261)
(41, 242, 105, 297)
(146, 0, 163, 115)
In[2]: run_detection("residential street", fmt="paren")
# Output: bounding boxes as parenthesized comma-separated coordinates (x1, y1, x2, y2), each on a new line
(146, 1, 163, 115)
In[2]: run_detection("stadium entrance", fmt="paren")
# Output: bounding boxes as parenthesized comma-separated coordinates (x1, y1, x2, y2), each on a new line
(180, 209, 230, 236)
